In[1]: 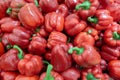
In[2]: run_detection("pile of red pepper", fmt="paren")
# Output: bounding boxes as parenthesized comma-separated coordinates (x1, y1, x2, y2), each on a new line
(0, 0, 120, 80)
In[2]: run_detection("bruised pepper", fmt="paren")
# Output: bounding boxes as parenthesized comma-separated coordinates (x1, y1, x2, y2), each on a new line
(68, 44, 101, 68)
(75, 0, 100, 20)
(87, 9, 113, 30)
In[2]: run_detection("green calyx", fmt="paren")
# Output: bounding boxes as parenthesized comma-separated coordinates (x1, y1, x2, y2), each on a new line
(113, 31, 120, 40)
(68, 47, 84, 55)
(6, 44, 13, 50)
(86, 73, 97, 80)
(6, 8, 12, 15)
(34, 0, 39, 7)
(75, 0, 91, 10)
(13, 45, 23, 59)
(87, 16, 98, 24)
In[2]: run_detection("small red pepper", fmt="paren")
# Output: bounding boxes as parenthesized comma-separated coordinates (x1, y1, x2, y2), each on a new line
(45, 12, 64, 32)
(76, 0, 100, 20)
(15, 75, 39, 80)
(18, 54, 43, 76)
(88, 9, 113, 30)
(64, 14, 87, 36)
(68, 44, 101, 68)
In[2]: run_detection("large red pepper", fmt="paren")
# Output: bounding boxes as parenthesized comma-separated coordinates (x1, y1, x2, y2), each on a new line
(103, 22, 120, 47)
(100, 45, 120, 62)
(47, 31, 67, 49)
(15, 75, 39, 80)
(64, 14, 87, 36)
(8, 26, 31, 49)
(74, 32, 95, 47)
(39, 0, 58, 13)
(51, 44, 72, 72)
(28, 35, 47, 55)
(0, 45, 24, 71)
(76, 0, 100, 20)
(0, 17, 20, 33)
(108, 60, 120, 79)
(88, 9, 113, 30)
(68, 44, 101, 68)
(0, 71, 18, 80)
(45, 12, 64, 32)
(0, 42, 4, 57)
(18, 3, 44, 30)
(18, 54, 43, 76)
(61, 67, 80, 80)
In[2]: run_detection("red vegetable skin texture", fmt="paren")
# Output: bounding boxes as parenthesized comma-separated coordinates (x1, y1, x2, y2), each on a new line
(0, 71, 18, 80)
(64, 14, 87, 36)
(51, 44, 72, 72)
(45, 12, 64, 32)
(18, 3, 44, 30)
(39, 0, 59, 13)
(0, 49, 19, 71)
(47, 31, 67, 49)
(39, 71, 64, 80)
(0, 42, 5, 56)
(18, 54, 43, 76)
(61, 68, 80, 80)
(15, 75, 39, 80)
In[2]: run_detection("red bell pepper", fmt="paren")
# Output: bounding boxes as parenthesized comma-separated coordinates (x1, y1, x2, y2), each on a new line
(0, 45, 24, 71)
(45, 12, 64, 32)
(8, 26, 31, 49)
(88, 9, 113, 30)
(0, 42, 4, 57)
(18, 54, 43, 76)
(28, 35, 47, 55)
(61, 68, 80, 80)
(25, 0, 39, 6)
(76, 0, 100, 20)
(0, 17, 20, 33)
(103, 22, 120, 47)
(56, 4, 68, 17)
(100, 45, 120, 62)
(51, 44, 72, 72)
(74, 32, 95, 47)
(39, 0, 58, 13)
(0, 71, 18, 80)
(15, 75, 39, 80)
(18, 3, 44, 30)
(108, 60, 120, 79)
(64, 14, 87, 36)
(47, 31, 67, 49)
(68, 44, 101, 68)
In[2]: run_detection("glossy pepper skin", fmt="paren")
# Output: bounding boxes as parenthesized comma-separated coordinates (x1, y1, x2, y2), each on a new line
(74, 32, 95, 47)
(88, 9, 113, 30)
(76, 0, 100, 20)
(18, 54, 43, 76)
(0, 42, 4, 56)
(28, 35, 47, 55)
(47, 31, 67, 49)
(103, 22, 120, 47)
(18, 3, 44, 30)
(0, 17, 20, 33)
(51, 44, 72, 72)
(64, 14, 87, 36)
(45, 12, 64, 32)
(0, 71, 18, 80)
(0, 45, 24, 71)
(8, 26, 31, 49)
(108, 60, 120, 80)
(68, 44, 101, 68)
(100, 45, 120, 62)
(56, 4, 68, 17)
(39, 71, 64, 80)
(15, 75, 39, 80)
(61, 68, 80, 80)
(39, 0, 58, 13)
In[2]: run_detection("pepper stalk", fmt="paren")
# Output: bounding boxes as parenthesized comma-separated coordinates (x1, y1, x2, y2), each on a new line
(68, 47, 84, 55)
(113, 31, 120, 40)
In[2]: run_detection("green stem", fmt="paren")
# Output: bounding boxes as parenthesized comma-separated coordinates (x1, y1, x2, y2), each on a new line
(113, 31, 120, 40)
(75, 0, 91, 10)
(13, 45, 23, 59)
(68, 47, 84, 55)
(6, 44, 13, 50)
(86, 73, 97, 80)
(34, 0, 39, 7)
(87, 30, 92, 34)
(88, 16, 98, 24)
(6, 8, 12, 15)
